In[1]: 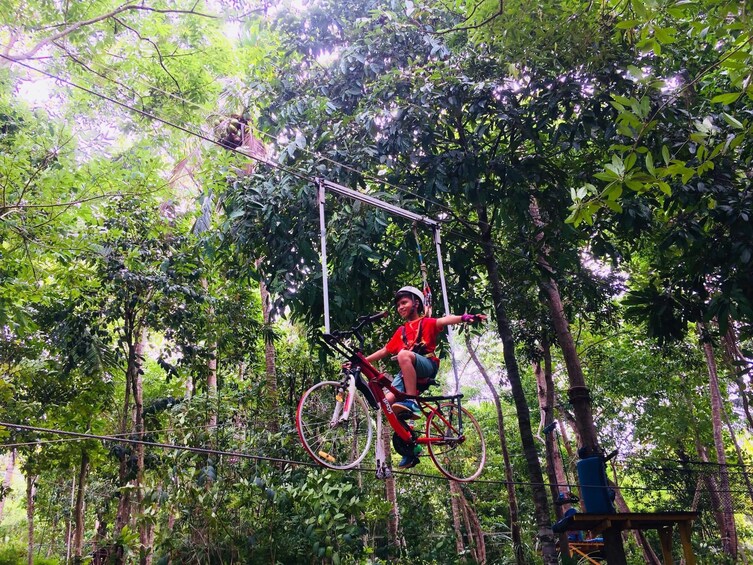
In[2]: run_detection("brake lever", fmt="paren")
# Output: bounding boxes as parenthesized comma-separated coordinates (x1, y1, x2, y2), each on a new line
(353, 311, 388, 333)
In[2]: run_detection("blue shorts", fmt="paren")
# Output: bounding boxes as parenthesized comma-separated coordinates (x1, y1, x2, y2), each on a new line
(392, 353, 439, 393)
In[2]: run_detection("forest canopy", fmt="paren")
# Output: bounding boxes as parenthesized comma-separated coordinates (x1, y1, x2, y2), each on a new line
(0, 0, 752, 563)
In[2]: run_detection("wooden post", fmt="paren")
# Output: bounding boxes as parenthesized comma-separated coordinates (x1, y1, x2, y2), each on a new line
(602, 527, 627, 565)
(677, 522, 696, 565)
(658, 526, 674, 565)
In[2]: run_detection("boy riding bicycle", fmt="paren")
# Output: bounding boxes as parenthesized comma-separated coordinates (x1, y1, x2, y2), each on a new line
(364, 286, 486, 467)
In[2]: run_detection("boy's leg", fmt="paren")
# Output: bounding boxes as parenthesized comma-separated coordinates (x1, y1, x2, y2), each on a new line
(395, 349, 418, 396)
(394, 351, 437, 419)
(395, 353, 436, 466)
(396, 351, 437, 396)
(385, 372, 404, 405)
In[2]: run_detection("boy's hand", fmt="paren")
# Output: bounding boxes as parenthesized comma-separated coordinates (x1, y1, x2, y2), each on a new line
(461, 313, 487, 324)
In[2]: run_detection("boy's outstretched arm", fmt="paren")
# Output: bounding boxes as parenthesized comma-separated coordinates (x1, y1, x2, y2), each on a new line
(343, 346, 389, 370)
(436, 313, 487, 331)
(365, 347, 390, 364)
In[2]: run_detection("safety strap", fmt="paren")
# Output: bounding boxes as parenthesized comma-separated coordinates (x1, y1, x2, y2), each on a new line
(413, 223, 432, 317)
(401, 318, 424, 350)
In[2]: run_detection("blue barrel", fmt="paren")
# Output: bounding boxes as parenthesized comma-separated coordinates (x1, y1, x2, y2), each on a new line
(577, 456, 615, 514)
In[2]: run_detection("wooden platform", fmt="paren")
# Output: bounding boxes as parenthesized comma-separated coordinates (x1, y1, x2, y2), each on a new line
(559, 512, 699, 565)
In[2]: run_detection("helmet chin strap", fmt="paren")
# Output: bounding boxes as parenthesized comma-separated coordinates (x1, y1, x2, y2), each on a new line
(411, 299, 421, 317)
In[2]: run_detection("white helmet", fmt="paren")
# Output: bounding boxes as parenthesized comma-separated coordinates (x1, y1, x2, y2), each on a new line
(394, 286, 424, 313)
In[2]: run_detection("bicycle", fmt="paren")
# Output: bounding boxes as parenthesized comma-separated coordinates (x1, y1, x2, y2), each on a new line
(296, 312, 486, 482)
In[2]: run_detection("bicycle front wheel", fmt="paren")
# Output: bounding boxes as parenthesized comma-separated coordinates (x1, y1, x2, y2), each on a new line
(296, 380, 373, 470)
(426, 403, 486, 482)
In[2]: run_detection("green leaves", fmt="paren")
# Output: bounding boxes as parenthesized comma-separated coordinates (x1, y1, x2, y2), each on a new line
(622, 284, 690, 345)
(711, 93, 742, 105)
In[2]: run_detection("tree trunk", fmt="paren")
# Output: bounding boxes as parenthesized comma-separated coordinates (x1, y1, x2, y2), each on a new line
(231, 361, 248, 452)
(144, 521, 156, 565)
(381, 422, 403, 556)
(115, 346, 133, 537)
(465, 334, 524, 565)
(699, 323, 738, 558)
(74, 450, 89, 560)
(534, 353, 572, 559)
(691, 441, 728, 545)
(185, 372, 194, 399)
(130, 329, 150, 565)
(721, 399, 753, 505)
(557, 413, 576, 461)
(733, 375, 753, 432)
(721, 325, 753, 432)
(458, 486, 486, 564)
(0, 448, 16, 521)
(114, 320, 146, 564)
(166, 513, 175, 565)
(26, 472, 36, 565)
(92, 510, 108, 558)
(201, 278, 218, 440)
(449, 481, 465, 556)
(66, 469, 76, 563)
(534, 340, 570, 508)
(259, 270, 279, 432)
(476, 204, 558, 564)
(207, 348, 218, 433)
(529, 197, 600, 456)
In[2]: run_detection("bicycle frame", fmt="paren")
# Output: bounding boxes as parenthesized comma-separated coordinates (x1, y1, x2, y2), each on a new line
(324, 332, 466, 447)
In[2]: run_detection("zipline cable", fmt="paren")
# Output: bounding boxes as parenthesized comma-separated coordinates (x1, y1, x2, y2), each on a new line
(3, 54, 539, 268)
(1, 421, 749, 498)
(49, 44, 461, 218)
(0, 55, 313, 184)
(0, 422, 229, 449)
(0, 421, 321, 468)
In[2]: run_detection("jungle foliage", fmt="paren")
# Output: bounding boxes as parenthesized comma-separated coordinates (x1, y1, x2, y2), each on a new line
(0, 0, 752, 564)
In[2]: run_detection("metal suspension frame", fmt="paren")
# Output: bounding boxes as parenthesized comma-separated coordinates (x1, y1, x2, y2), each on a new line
(317, 178, 460, 385)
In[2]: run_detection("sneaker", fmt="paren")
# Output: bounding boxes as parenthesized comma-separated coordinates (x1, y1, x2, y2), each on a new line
(398, 455, 420, 469)
(393, 399, 421, 419)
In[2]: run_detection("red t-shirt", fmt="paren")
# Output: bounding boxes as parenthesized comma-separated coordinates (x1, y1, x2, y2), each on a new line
(385, 317, 441, 358)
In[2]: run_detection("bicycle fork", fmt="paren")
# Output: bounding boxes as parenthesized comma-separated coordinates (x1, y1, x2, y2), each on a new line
(440, 396, 465, 441)
(330, 374, 357, 426)
(454, 396, 464, 435)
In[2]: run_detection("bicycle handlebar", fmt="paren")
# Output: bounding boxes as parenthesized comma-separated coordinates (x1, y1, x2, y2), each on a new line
(355, 310, 388, 329)
(322, 311, 389, 355)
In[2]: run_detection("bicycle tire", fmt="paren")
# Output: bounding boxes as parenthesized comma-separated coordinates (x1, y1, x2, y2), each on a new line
(425, 402, 486, 482)
(296, 380, 373, 470)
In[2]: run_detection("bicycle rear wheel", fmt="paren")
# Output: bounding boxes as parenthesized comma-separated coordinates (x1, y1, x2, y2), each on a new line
(425, 402, 486, 481)
(296, 380, 373, 470)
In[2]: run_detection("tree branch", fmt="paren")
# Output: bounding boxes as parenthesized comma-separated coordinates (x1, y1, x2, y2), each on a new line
(15, 135, 77, 206)
(111, 16, 183, 96)
(4, 3, 218, 62)
(23, 239, 39, 282)
(434, 0, 504, 35)
(52, 40, 146, 107)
